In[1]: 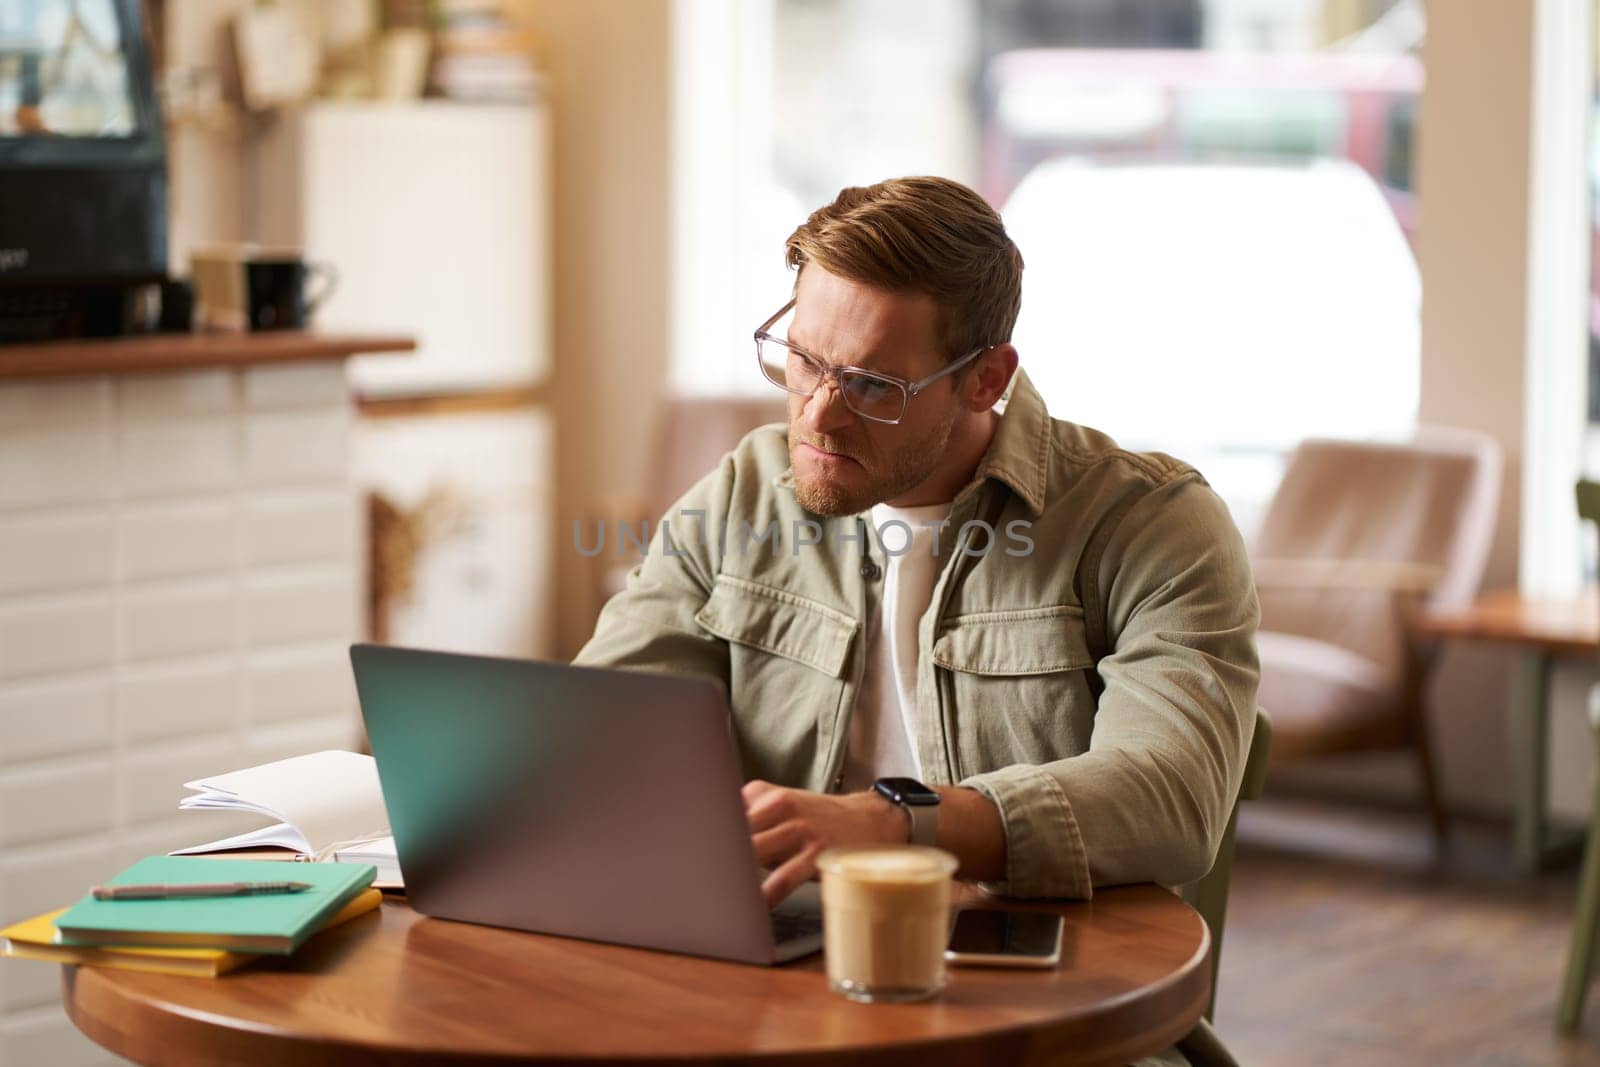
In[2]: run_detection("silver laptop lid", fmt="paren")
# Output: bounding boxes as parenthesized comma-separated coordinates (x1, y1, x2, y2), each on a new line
(350, 644, 786, 964)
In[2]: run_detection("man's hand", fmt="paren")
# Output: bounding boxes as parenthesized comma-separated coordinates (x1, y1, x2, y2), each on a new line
(743, 780, 907, 907)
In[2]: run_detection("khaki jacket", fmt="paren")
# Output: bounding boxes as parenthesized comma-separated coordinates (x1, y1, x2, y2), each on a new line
(575, 370, 1260, 899)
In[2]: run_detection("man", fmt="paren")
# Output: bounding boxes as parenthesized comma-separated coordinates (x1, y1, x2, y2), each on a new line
(576, 176, 1259, 910)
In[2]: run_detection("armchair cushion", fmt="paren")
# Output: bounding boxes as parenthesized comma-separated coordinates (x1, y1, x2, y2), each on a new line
(1255, 629, 1398, 758)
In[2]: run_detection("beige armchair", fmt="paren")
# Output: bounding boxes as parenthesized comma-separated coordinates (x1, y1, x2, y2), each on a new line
(1251, 428, 1502, 842)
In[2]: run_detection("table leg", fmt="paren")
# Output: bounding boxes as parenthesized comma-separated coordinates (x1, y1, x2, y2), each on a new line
(1512, 651, 1552, 872)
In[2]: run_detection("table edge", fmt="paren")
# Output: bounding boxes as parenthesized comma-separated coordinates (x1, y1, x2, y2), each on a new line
(62, 893, 1213, 1066)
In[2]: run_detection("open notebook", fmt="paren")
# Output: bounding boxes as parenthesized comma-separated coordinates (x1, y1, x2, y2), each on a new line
(170, 750, 401, 888)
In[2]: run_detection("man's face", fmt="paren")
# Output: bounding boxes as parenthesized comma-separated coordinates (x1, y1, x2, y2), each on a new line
(785, 265, 965, 517)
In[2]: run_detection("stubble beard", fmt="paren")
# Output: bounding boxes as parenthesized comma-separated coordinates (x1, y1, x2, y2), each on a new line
(789, 407, 959, 518)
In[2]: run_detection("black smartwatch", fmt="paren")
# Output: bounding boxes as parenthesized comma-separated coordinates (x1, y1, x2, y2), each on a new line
(873, 777, 940, 846)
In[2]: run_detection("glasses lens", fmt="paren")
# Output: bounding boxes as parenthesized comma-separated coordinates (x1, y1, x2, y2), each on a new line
(841, 370, 906, 422)
(759, 339, 820, 395)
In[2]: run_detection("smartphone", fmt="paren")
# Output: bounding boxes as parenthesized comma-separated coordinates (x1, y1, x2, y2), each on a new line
(944, 908, 1064, 968)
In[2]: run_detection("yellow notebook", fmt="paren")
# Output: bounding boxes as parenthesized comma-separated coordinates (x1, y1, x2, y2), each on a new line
(0, 887, 382, 978)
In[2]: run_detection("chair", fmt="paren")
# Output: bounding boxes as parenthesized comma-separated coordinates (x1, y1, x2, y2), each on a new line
(1557, 479, 1600, 1030)
(1250, 430, 1502, 843)
(1173, 708, 1272, 1067)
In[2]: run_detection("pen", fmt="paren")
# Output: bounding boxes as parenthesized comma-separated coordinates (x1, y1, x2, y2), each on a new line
(90, 881, 315, 900)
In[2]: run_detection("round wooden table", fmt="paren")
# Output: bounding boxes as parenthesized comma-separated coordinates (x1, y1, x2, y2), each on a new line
(62, 885, 1210, 1066)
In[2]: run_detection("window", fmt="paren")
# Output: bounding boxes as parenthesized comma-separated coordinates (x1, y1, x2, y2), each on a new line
(674, 0, 1424, 537)
(1527, 0, 1599, 592)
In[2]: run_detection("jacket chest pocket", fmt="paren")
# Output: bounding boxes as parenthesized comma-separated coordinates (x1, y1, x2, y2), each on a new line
(694, 575, 857, 787)
(931, 606, 1099, 776)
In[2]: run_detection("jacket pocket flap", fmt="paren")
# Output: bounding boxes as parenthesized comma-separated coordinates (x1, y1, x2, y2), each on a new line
(695, 576, 857, 678)
(933, 606, 1095, 677)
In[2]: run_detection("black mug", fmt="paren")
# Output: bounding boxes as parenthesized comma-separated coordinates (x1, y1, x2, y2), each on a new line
(246, 259, 338, 331)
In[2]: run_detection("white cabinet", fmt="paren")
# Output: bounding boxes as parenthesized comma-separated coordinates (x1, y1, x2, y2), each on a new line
(254, 100, 550, 397)
(253, 101, 555, 659)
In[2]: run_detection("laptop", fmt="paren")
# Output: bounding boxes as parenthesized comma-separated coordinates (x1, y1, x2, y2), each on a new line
(348, 643, 824, 964)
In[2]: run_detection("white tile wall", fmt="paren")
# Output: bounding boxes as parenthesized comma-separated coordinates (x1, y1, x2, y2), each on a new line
(118, 662, 237, 743)
(120, 580, 236, 663)
(245, 646, 352, 725)
(0, 363, 360, 1059)
(244, 410, 350, 487)
(243, 363, 350, 412)
(0, 950, 60, 1015)
(244, 570, 357, 647)
(0, 379, 111, 427)
(0, 425, 113, 513)
(0, 756, 116, 848)
(0, 595, 113, 681)
(115, 418, 237, 498)
(0, 1003, 120, 1066)
(115, 370, 232, 420)
(246, 716, 363, 767)
(122, 736, 252, 825)
(0, 837, 127, 1062)
(242, 490, 355, 567)
(0, 838, 117, 945)
(0, 678, 112, 765)
(118, 500, 235, 582)
(0, 512, 112, 596)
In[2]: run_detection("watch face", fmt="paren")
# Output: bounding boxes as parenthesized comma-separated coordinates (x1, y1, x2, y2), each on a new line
(874, 777, 939, 806)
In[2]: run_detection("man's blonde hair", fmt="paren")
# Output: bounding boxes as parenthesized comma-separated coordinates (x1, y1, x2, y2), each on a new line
(784, 176, 1024, 362)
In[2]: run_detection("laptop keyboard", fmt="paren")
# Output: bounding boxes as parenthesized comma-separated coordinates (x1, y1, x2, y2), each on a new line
(770, 909, 825, 945)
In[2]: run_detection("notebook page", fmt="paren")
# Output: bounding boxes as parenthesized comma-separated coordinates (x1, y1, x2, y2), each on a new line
(178, 794, 291, 822)
(170, 821, 312, 856)
(180, 751, 389, 856)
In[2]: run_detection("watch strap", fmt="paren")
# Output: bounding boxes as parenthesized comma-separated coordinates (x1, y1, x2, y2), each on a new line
(905, 801, 938, 846)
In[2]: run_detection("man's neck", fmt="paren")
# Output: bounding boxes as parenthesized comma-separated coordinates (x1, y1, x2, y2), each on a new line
(886, 410, 999, 508)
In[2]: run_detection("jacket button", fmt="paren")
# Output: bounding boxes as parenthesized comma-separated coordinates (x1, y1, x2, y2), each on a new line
(859, 560, 881, 581)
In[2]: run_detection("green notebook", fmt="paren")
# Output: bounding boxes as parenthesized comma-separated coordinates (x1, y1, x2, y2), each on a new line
(55, 856, 376, 955)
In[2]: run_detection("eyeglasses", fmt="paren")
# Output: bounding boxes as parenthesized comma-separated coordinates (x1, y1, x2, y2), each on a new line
(754, 298, 988, 425)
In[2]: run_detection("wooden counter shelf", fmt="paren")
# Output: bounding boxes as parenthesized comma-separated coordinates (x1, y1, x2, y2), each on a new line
(0, 331, 415, 381)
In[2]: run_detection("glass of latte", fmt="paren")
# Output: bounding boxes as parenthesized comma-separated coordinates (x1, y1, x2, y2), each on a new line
(816, 845, 959, 1003)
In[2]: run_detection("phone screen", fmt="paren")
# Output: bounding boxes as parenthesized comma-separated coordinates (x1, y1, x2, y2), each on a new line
(946, 909, 1063, 960)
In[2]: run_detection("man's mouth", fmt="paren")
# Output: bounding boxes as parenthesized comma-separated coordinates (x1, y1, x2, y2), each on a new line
(796, 440, 860, 465)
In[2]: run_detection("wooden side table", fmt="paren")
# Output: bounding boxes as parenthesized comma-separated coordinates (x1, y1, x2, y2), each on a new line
(63, 887, 1210, 1067)
(1413, 588, 1599, 870)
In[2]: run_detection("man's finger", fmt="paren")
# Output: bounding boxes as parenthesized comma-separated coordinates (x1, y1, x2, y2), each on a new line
(743, 787, 794, 832)
(751, 821, 808, 867)
(761, 850, 817, 909)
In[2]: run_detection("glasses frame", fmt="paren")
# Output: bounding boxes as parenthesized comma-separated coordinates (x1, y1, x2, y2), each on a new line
(753, 298, 989, 425)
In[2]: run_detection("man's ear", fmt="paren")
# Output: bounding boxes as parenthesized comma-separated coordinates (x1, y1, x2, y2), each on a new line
(963, 344, 1018, 412)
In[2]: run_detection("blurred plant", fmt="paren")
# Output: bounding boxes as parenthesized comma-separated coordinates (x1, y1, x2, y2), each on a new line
(367, 485, 473, 642)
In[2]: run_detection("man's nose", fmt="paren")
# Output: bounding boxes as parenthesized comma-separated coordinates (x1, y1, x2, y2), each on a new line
(803, 377, 855, 435)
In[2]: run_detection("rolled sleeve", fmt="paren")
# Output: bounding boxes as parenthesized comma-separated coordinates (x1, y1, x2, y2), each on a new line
(960, 763, 1091, 899)
(965, 473, 1259, 899)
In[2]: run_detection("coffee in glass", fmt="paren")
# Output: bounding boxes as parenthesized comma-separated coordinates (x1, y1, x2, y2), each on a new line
(816, 845, 958, 1003)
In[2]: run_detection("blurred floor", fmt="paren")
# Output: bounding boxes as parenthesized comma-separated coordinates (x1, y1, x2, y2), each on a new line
(1215, 799, 1600, 1066)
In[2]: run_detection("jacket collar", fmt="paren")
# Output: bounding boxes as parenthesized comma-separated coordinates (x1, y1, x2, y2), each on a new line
(772, 366, 1052, 516)
(957, 366, 1050, 515)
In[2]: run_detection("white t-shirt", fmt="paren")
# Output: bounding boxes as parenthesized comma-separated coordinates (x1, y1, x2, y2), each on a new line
(837, 501, 953, 793)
